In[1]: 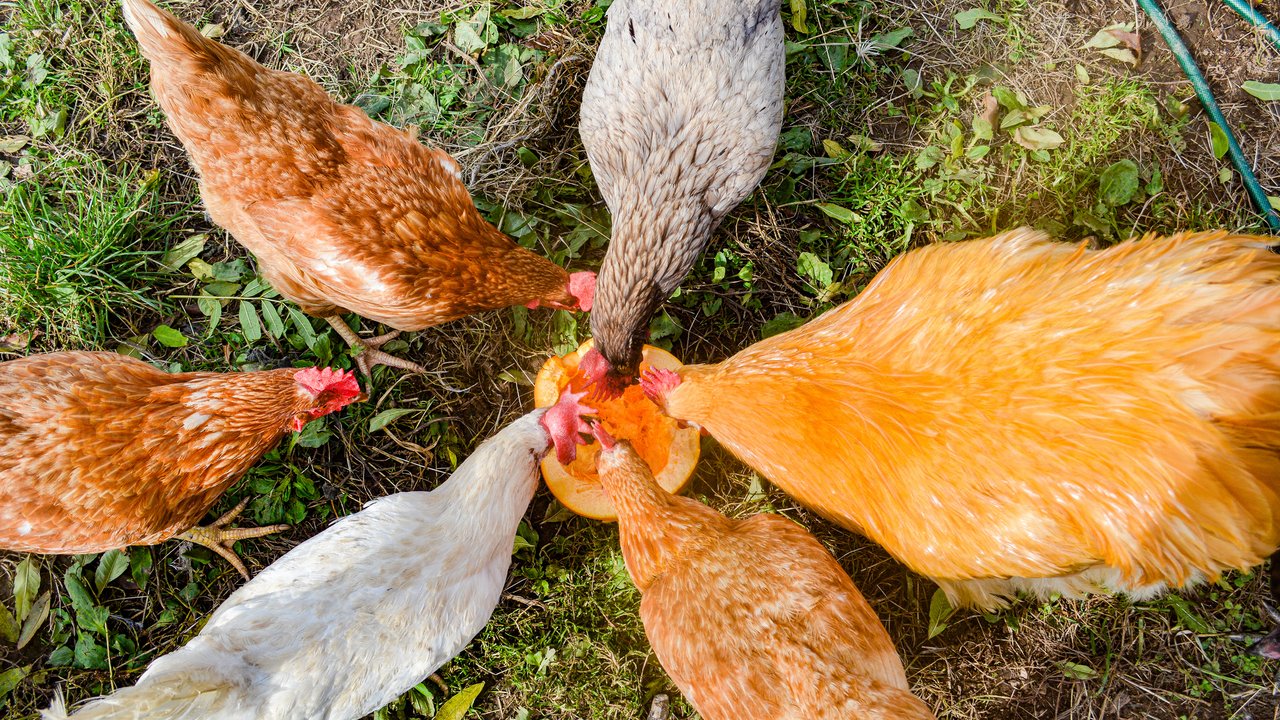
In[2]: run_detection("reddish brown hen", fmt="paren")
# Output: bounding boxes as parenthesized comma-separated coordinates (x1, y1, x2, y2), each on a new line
(121, 0, 594, 375)
(0, 352, 364, 577)
(593, 426, 934, 720)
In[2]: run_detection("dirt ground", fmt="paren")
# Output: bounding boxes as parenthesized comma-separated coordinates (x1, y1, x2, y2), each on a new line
(3, 0, 1280, 718)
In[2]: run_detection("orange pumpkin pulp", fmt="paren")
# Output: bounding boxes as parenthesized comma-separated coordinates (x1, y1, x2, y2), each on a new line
(533, 339, 700, 521)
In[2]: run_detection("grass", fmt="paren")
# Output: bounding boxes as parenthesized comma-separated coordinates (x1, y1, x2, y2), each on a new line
(0, 157, 179, 346)
(1, 0, 1279, 717)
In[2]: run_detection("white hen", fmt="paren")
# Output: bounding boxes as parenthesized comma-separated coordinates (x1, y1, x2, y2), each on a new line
(44, 396, 593, 720)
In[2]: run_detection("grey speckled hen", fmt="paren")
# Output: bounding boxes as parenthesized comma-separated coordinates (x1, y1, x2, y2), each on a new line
(579, 0, 784, 392)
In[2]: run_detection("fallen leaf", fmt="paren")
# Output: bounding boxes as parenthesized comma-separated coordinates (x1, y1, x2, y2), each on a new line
(815, 202, 859, 224)
(1099, 47, 1138, 66)
(0, 331, 31, 351)
(1075, 64, 1090, 84)
(1208, 121, 1230, 160)
(973, 92, 997, 140)
(847, 134, 883, 152)
(1059, 660, 1098, 680)
(1013, 126, 1065, 151)
(436, 683, 485, 720)
(199, 23, 225, 39)
(15, 591, 48, 650)
(160, 234, 207, 271)
(955, 8, 1005, 30)
(1083, 22, 1134, 50)
(1242, 81, 1280, 102)
(1106, 28, 1141, 59)
(0, 135, 29, 153)
(789, 0, 808, 33)
(497, 368, 534, 386)
(498, 7, 544, 19)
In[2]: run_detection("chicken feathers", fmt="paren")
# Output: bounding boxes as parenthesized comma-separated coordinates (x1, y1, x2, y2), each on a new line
(43, 408, 581, 720)
(596, 434, 934, 719)
(580, 0, 784, 380)
(120, 0, 592, 372)
(0, 352, 361, 563)
(649, 229, 1280, 608)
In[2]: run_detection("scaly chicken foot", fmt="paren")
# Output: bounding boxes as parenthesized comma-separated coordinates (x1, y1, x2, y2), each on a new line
(177, 497, 289, 580)
(324, 316, 426, 376)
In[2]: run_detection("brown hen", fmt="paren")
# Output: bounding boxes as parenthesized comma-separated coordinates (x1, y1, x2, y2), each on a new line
(0, 352, 364, 577)
(121, 0, 594, 375)
(593, 427, 934, 720)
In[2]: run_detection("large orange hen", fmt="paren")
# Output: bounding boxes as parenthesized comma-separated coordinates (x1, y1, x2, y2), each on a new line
(592, 427, 934, 719)
(643, 228, 1280, 631)
(0, 352, 364, 577)
(121, 0, 594, 375)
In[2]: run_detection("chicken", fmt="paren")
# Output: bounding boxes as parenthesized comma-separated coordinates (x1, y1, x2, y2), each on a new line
(591, 425, 935, 719)
(43, 392, 593, 720)
(578, 0, 784, 393)
(121, 0, 595, 376)
(1, 351, 364, 578)
(642, 228, 1280, 620)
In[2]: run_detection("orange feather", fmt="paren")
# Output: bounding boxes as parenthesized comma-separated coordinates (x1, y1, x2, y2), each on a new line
(655, 229, 1280, 608)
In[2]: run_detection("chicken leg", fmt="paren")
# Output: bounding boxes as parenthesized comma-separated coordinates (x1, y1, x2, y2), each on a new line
(1246, 553, 1280, 659)
(325, 316, 426, 376)
(177, 497, 289, 579)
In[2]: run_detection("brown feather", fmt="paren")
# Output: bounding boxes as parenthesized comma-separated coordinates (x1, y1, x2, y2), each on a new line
(599, 441, 934, 719)
(123, 0, 573, 329)
(0, 352, 348, 553)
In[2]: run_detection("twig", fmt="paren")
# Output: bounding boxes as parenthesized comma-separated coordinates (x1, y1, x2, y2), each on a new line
(441, 40, 491, 86)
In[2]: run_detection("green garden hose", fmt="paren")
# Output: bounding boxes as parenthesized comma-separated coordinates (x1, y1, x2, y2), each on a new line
(1137, 0, 1280, 232)
(1222, 0, 1280, 53)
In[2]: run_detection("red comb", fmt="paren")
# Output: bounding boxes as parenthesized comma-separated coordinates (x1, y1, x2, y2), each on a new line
(576, 348, 629, 400)
(295, 367, 362, 398)
(569, 271, 596, 312)
(640, 367, 681, 404)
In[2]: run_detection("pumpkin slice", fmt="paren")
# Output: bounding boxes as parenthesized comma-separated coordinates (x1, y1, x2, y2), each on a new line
(534, 339, 700, 521)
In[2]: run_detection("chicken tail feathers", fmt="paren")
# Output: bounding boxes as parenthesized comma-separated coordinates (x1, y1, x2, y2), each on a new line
(41, 677, 235, 720)
(120, 0, 216, 67)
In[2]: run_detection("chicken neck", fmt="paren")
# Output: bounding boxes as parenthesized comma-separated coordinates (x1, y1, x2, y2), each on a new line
(589, 206, 717, 378)
(597, 439, 723, 592)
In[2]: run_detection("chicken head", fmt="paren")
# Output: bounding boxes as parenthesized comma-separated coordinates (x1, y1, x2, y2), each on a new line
(289, 367, 366, 431)
(525, 270, 597, 312)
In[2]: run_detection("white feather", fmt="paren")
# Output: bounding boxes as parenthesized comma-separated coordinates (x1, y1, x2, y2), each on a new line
(51, 410, 550, 720)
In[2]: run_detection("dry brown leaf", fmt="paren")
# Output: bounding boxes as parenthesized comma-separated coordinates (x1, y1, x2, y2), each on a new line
(1107, 28, 1142, 61)
(0, 331, 33, 351)
(979, 91, 999, 126)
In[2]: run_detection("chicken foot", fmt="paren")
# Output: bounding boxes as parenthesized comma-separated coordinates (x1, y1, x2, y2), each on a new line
(177, 498, 289, 580)
(1236, 553, 1280, 660)
(325, 316, 426, 376)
